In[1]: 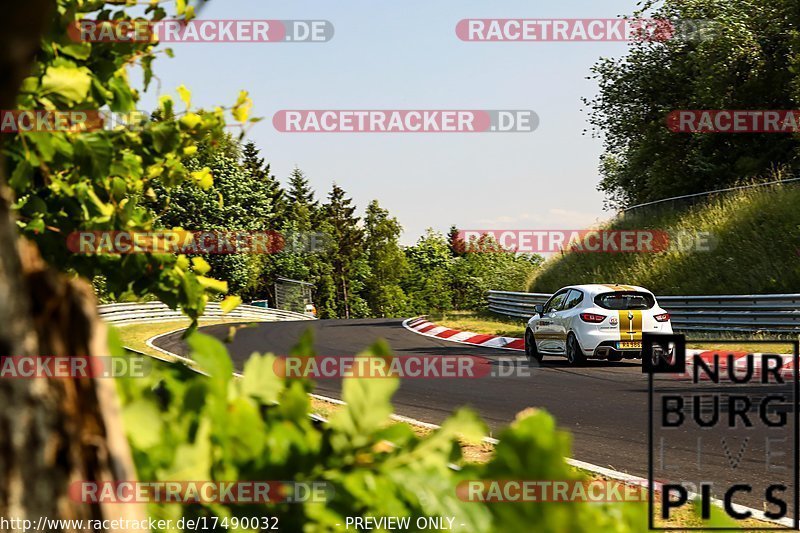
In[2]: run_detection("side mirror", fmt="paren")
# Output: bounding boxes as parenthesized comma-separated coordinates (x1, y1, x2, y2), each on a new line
(534, 304, 544, 315)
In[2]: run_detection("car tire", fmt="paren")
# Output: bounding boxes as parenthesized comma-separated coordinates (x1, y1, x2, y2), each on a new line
(525, 329, 543, 363)
(566, 333, 586, 366)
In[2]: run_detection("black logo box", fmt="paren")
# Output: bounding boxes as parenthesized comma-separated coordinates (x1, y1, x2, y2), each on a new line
(645, 334, 800, 530)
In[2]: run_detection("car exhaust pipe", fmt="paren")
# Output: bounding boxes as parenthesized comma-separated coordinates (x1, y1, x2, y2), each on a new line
(594, 347, 611, 359)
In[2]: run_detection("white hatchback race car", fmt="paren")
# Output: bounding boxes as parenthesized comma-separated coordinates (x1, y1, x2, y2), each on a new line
(524, 284, 673, 365)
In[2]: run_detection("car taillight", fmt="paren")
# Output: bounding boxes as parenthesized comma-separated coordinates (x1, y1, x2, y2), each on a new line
(580, 313, 606, 323)
(654, 313, 670, 322)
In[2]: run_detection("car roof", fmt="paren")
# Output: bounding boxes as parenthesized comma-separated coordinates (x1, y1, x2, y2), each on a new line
(559, 284, 653, 296)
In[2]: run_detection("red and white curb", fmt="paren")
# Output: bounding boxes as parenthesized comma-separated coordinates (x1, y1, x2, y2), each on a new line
(403, 316, 525, 352)
(404, 317, 797, 379)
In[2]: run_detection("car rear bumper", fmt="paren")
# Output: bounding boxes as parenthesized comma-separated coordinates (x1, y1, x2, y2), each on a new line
(576, 323, 673, 359)
(591, 341, 642, 360)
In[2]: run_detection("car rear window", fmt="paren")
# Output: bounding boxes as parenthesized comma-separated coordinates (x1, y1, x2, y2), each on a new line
(594, 291, 655, 310)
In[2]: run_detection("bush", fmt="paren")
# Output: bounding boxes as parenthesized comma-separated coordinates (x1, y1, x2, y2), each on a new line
(115, 331, 648, 532)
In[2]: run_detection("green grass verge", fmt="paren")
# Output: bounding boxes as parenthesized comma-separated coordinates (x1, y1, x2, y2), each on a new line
(684, 331, 798, 354)
(113, 318, 262, 360)
(529, 184, 800, 295)
(427, 310, 527, 338)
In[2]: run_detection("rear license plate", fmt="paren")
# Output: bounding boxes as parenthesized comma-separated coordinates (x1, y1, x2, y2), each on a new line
(617, 341, 642, 350)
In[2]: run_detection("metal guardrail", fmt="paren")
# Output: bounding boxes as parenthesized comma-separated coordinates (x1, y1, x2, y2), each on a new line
(487, 291, 800, 334)
(98, 301, 314, 325)
(620, 177, 800, 214)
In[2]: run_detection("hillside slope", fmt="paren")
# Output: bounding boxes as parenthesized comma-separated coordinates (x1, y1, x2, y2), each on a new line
(529, 185, 800, 295)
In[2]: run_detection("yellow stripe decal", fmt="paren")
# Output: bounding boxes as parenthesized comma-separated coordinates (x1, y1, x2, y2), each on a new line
(533, 333, 567, 340)
(617, 310, 642, 340)
(601, 284, 636, 291)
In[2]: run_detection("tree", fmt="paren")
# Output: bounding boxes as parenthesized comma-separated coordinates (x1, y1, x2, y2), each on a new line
(322, 184, 365, 319)
(450, 234, 543, 310)
(403, 229, 454, 313)
(363, 200, 408, 317)
(0, 0, 218, 526)
(585, 0, 800, 207)
(285, 167, 318, 232)
(241, 141, 285, 227)
(146, 143, 275, 300)
(448, 224, 466, 257)
(2, 0, 254, 320)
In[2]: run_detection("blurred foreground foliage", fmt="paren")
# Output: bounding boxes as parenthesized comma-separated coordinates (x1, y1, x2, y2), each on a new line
(114, 331, 652, 532)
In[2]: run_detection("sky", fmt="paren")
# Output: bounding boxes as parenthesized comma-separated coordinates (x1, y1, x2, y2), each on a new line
(137, 0, 639, 245)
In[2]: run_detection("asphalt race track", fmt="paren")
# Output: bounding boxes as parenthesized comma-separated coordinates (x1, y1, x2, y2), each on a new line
(154, 318, 797, 517)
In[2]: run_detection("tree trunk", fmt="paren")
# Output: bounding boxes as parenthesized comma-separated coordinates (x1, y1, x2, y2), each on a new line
(342, 275, 350, 319)
(0, 2, 146, 531)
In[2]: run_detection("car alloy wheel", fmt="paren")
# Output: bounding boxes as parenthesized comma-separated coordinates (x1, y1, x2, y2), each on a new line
(525, 329, 542, 363)
(566, 333, 585, 365)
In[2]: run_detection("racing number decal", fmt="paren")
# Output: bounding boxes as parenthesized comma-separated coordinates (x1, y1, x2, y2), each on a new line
(617, 310, 642, 340)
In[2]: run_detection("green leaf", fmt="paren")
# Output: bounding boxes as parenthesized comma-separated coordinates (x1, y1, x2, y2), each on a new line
(331, 343, 399, 439)
(191, 256, 211, 275)
(190, 167, 213, 189)
(110, 177, 127, 200)
(196, 275, 227, 293)
(177, 84, 192, 109)
(108, 74, 135, 112)
(25, 132, 57, 162)
(82, 187, 114, 219)
(41, 65, 91, 104)
(162, 417, 212, 480)
(179, 112, 201, 131)
(187, 332, 233, 387)
(142, 54, 154, 91)
(434, 408, 486, 445)
(25, 218, 45, 234)
(224, 397, 266, 461)
(150, 122, 180, 154)
(232, 90, 252, 122)
(158, 94, 174, 117)
(8, 160, 32, 191)
(20, 76, 38, 93)
(74, 134, 113, 177)
(58, 42, 92, 60)
(219, 295, 242, 313)
(240, 353, 285, 405)
(122, 399, 164, 449)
